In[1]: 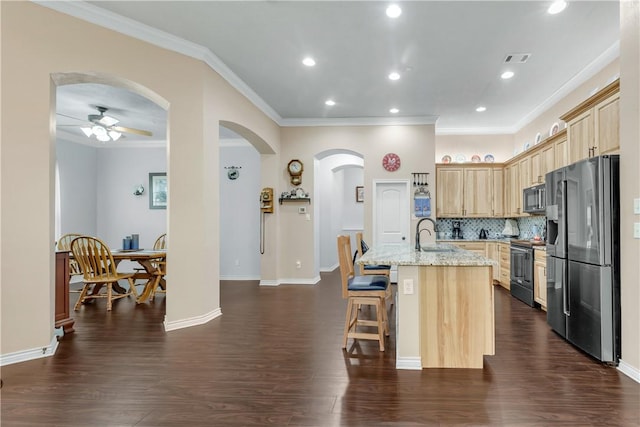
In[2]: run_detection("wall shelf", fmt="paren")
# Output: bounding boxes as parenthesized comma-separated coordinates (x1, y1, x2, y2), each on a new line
(279, 197, 311, 205)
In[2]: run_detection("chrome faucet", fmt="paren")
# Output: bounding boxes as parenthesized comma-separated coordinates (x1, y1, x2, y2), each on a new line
(415, 217, 438, 250)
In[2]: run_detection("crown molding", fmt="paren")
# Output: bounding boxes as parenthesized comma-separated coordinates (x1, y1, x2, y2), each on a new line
(35, 1, 620, 136)
(280, 116, 438, 127)
(436, 126, 516, 136)
(33, 0, 281, 123)
(512, 41, 620, 132)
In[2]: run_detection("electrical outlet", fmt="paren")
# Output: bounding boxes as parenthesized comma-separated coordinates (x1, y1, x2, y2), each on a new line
(403, 279, 414, 295)
(298, 206, 307, 214)
(634, 198, 640, 214)
(305, 213, 311, 221)
(634, 223, 640, 239)
(235, 259, 240, 266)
(296, 260, 302, 269)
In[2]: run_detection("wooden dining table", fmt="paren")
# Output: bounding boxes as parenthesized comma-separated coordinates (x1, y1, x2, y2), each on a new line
(107, 249, 167, 303)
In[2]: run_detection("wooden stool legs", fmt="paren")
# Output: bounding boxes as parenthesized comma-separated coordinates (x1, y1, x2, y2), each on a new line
(342, 295, 388, 351)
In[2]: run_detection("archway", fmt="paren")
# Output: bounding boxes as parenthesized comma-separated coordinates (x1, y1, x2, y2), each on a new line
(314, 149, 364, 274)
(53, 72, 169, 312)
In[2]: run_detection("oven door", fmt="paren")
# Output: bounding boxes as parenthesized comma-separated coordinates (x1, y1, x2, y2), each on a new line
(510, 245, 534, 306)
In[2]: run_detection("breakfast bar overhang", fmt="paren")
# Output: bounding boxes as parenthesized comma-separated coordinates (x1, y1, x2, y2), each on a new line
(358, 243, 496, 369)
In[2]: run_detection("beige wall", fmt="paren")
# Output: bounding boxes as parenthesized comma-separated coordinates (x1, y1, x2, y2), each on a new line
(435, 134, 515, 163)
(515, 60, 620, 152)
(619, 0, 640, 375)
(0, 2, 279, 355)
(280, 125, 436, 280)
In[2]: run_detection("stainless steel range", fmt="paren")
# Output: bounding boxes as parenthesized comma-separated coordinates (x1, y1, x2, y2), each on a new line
(509, 240, 544, 307)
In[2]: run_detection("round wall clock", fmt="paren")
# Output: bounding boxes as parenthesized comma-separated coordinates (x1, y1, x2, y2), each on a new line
(382, 153, 401, 172)
(227, 168, 239, 180)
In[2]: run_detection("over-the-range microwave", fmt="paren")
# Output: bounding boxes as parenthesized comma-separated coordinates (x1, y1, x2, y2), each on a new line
(523, 183, 546, 214)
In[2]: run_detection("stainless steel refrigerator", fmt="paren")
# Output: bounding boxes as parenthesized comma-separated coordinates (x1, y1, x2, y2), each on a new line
(545, 155, 620, 364)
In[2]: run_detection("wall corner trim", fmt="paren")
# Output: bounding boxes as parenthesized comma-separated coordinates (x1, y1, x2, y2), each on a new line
(617, 360, 640, 383)
(164, 308, 222, 332)
(396, 357, 422, 370)
(0, 335, 59, 367)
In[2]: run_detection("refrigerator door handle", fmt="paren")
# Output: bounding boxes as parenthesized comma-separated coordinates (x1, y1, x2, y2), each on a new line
(563, 260, 570, 316)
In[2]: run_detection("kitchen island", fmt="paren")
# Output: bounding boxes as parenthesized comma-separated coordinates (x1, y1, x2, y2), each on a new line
(358, 243, 496, 369)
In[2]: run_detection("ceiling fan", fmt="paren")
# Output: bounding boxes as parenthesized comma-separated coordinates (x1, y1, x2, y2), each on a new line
(58, 106, 153, 142)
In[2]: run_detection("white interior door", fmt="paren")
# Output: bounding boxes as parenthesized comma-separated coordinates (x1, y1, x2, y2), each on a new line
(373, 180, 410, 282)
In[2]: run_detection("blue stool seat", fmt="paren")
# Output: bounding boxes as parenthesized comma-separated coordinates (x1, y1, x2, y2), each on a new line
(347, 275, 389, 292)
(363, 264, 391, 271)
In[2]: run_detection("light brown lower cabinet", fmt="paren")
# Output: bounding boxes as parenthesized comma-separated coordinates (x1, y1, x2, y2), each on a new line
(498, 243, 510, 290)
(534, 249, 547, 311)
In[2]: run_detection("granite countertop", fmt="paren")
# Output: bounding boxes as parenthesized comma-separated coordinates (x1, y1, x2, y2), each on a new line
(357, 243, 496, 267)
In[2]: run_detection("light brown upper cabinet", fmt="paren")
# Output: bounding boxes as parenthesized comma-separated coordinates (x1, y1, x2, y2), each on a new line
(561, 79, 619, 164)
(436, 165, 503, 218)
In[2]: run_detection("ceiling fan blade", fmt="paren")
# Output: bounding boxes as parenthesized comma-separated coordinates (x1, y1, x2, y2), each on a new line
(111, 126, 153, 137)
(56, 112, 87, 122)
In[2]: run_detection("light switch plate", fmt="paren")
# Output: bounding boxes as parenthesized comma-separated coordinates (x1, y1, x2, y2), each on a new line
(403, 279, 414, 295)
(634, 198, 640, 214)
(634, 223, 640, 239)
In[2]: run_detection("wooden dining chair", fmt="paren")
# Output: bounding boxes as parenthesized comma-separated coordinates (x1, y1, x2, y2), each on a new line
(148, 233, 166, 300)
(337, 235, 391, 351)
(56, 233, 84, 286)
(355, 232, 391, 277)
(70, 236, 137, 311)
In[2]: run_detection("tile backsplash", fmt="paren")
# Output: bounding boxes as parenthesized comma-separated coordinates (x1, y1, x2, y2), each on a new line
(437, 216, 546, 240)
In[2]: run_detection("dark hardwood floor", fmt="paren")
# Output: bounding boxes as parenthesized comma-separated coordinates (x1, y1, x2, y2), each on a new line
(1, 270, 638, 426)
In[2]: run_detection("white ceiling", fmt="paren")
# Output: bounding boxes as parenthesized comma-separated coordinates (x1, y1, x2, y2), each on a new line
(53, 1, 620, 143)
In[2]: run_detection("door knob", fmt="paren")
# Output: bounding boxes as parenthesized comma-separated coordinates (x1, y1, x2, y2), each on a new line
(402, 236, 406, 240)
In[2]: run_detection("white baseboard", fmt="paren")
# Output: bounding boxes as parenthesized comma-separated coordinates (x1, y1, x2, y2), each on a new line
(259, 279, 280, 286)
(163, 308, 222, 332)
(617, 359, 640, 383)
(320, 263, 339, 273)
(396, 357, 422, 370)
(259, 276, 322, 286)
(0, 335, 59, 367)
(219, 275, 261, 281)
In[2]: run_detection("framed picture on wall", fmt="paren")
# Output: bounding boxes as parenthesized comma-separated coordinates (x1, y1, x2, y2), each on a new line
(149, 172, 167, 209)
(356, 186, 364, 203)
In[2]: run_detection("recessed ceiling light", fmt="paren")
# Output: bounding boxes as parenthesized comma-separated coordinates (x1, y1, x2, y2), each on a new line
(389, 108, 399, 114)
(476, 106, 487, 112)
(388, 72, 400, 81)
(302, 57, 316, 67)
(386, 4, 402, 18)
(501, 70, 515, 79)
(548, 1, 567, 15)
(325, 99, 336, 106)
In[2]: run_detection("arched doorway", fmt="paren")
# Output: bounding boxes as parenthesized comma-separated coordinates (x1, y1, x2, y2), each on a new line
(314, 149, 364, 273)
(53, 72, 169, 311)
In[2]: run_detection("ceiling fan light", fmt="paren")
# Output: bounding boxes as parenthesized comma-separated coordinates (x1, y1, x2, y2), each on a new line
(80, 127, 93, 137)
(92, 125, 107, 137)
(96, 133, 110, 142)
(99, 115, 119, 127)
(108, 130, 122, 141)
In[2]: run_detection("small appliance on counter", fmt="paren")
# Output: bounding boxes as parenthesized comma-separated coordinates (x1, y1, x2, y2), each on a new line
(501, 219, 519, 237)
(451, 221, 463, 239)
(478, 228, 488, 239)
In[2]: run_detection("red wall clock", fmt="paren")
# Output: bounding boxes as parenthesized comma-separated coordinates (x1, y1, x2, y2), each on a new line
(382, 153, 401, 172)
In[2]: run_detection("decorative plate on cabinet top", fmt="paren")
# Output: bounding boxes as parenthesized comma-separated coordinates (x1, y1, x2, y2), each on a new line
(454, 154, 466, 163)
(534, 132, 542, 144)
(484, 154, 495, 163)
(441, 155, 452, 164)
(523, 141, 531, 151)
(549, 122, 559, 136)
(471, 154, 481, 163)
